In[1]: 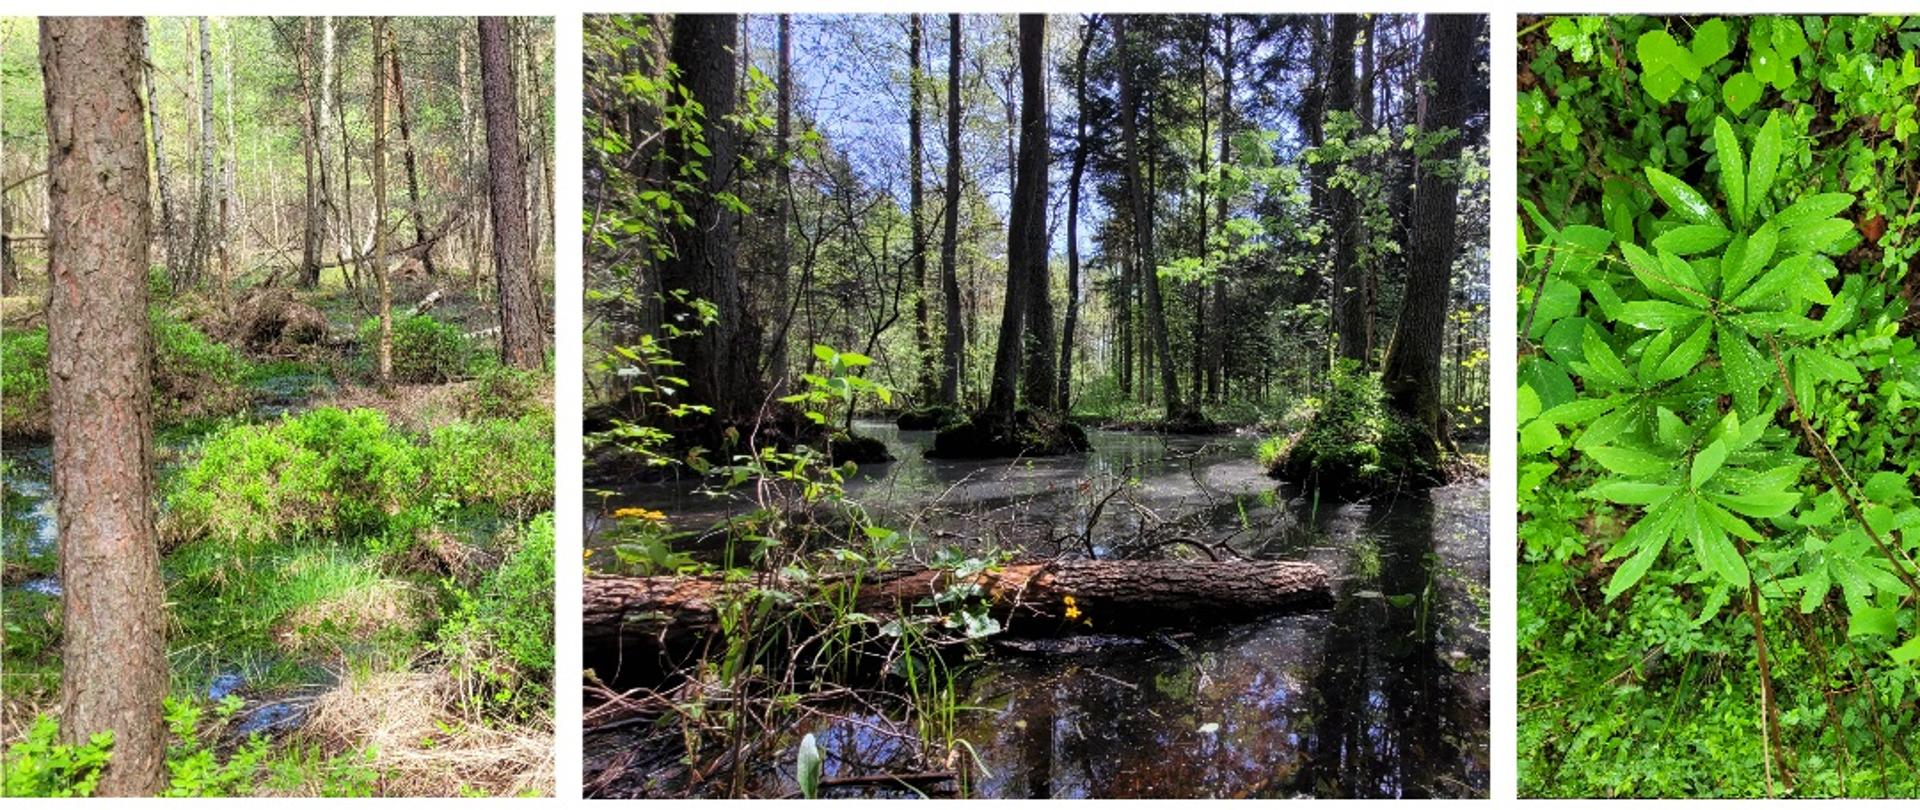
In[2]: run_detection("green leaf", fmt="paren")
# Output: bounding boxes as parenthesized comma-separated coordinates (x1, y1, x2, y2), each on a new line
(1848, 605, 1898, 639)
(1690, 19, 1732, 67)
(1768, 193, 1854, 231)
(1687, 500, 1750, 588)
(1713, 117, 1747, 226)
(1589, 481, 1681, 505)
(1645, 167, 1723, 227)
(1722, 71, 1763, 113)
(1651, 224, 1731, 256)
(1865, 472, 1910, 504)
(1780, 218, 1855, 255)
(1586, 445, 1672, 477)
(1892, 636, 1920, 666)
(1579, 327, 1636, 388)
(1708, 488, 1800, 519)
(1731, 254, 1812, 308)
(1617, 300, 1704, 330)
(1723, 222, 1778, 298)
(1605, 533, 1667, 602)
(1654, 319, 1714, 382)
(1716, 328, 1768, 418)
(796, 733, 823, 799)
(1690, 439, 1729, 488)
(1747, 112, 1783, 209)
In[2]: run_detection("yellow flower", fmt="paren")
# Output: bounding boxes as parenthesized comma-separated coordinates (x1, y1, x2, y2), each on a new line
(613, 507, 667, 522)
(1063, 594, 1082, 621)
(583, 549, 594, 559)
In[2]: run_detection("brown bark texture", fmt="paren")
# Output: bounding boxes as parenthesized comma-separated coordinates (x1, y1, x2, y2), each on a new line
(585, 558, 1332, 653)
(480, 16, 547, 370)
(41, 16, 169, 797)
(1381, 14, 1478, 448)
(937, 13, 964, 407)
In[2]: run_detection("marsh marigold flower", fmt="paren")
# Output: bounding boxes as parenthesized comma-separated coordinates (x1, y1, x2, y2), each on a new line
(613, 507, 668, 522)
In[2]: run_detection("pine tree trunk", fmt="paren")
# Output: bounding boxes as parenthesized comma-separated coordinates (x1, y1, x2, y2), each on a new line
(1381, 14, 1478, 452)
(41, 17, 168, 795)
(480, 16, 546, 370)
(938, 14, 964, 408)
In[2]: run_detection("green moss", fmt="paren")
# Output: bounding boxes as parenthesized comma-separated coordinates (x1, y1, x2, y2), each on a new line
(1, 311, 250, 439)
(1267, 365, 1444, 499)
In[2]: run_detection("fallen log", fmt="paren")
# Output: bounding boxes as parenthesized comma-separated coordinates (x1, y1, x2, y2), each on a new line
(584, 558, 1332, 653)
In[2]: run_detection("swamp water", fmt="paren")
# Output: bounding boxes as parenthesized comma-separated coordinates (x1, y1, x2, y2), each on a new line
(586, 421, 1489, 798)
(0, 370, 338, 739)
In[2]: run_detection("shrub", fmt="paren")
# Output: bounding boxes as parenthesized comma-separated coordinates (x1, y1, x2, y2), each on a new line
(0, 715, 110, 797)
(1, 311, 247, 438)
(435, 513, 554, 719)
(423, 415, 555, 515)
(360, 314, 471, 384)
(457, 364, 546, 420)
(0, 330, 49, 436)
(166, 407, 425, 547)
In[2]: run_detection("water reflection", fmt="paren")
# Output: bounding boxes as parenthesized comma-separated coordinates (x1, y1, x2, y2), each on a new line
(587, 422, 1489, 798)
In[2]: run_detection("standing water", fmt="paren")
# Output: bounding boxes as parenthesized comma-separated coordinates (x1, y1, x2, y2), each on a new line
(586, 420, 1489, 798)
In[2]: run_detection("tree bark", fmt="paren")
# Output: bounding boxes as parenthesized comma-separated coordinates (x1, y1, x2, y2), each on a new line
(1207, 16, 1233, 405)
(1328, 15, 1369, 367)
(938, 14, 964, 408)
(371, 17, 394, 386)
(985, 16, 1048, 424)
(1059, 16, 1096, 412)
(770, 13, 793, 390)
(297, 18, 324, 287)
(480, 16, 546, 370)
(660, 15, 764, 428)
(1381, 14, 1478, 452)
(585, 559, 1331, 653)
(41, 17, 168, 796)
(907, 15, 932, 402)
(1016, 15, 1056, 413)
(388, 25, 435, 276)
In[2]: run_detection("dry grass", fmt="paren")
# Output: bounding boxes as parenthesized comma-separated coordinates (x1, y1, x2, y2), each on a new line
(297, 668, 553, 797)
(273, 579, 425, 656)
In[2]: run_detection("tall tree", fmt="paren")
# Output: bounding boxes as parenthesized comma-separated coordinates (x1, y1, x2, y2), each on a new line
(1328, 14, 1369, 366)
(296, 18, 324, 286)
(986, 15, 1049, 423)
(142, 24, 182, 279)
(388, 24, 436, 275)
(769, 13, 793, 388)
(1017, 16, 1056, 412)
(480, 16, 546, 369)
(185, 16, 215, 288)
(908, 15, 932, 401)
(1118, 15, 1182, 419)
(660, 14, 763, 426)
(1381, 14, 1478, 452)
(371, 16, 394, 385)
(40, 16, 168, 796)
(937, 13, 964, 407)
(1058, 16, 1097, 411)
(1205, 15, 1234, 404)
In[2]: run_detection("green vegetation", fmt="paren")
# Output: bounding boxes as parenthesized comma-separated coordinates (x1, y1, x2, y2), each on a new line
(361, 314, 474, 384)
(1519, 14, 1920, 797)
(1267, 363, 1441, 496)
(1, 309, 249, 438)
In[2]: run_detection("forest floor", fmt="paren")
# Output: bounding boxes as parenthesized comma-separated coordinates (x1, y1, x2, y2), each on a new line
(0, 260, 555, 797)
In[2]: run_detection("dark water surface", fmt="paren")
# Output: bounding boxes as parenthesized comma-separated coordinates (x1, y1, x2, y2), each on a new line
(586, 421, 1489, 798)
